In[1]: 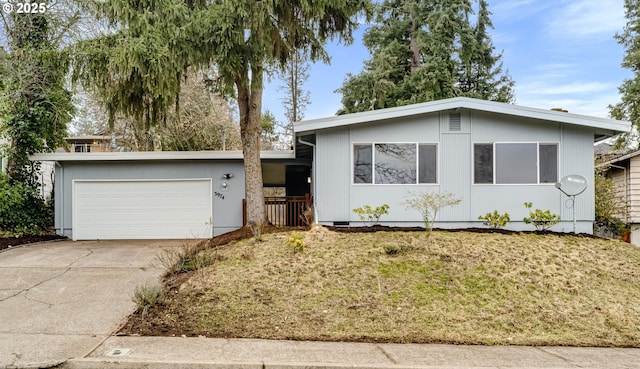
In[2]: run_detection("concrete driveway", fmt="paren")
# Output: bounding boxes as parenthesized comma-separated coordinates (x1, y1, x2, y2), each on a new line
(0, 239, 178, 368)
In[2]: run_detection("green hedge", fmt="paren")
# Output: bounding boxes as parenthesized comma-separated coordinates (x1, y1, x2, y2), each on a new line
(0, 175, 53, 234)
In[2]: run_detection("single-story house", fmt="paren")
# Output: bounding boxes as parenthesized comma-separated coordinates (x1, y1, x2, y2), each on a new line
(598, 149, 640, 245)
(294, 97, 629, 233)
(29, 150, 309, 240)
(31, 97, 629, 240)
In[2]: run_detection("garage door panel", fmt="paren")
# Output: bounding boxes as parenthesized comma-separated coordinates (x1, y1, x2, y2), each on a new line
(73, 180, 212, 240)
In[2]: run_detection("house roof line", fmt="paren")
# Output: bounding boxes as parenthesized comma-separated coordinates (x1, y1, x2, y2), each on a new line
(597, 149, 640, 167)
(294, 97, 630, 134)
(29, 150, 296, 162)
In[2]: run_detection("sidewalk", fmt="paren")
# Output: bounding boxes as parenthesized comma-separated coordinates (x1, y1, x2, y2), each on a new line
(64, 336, 640, 369)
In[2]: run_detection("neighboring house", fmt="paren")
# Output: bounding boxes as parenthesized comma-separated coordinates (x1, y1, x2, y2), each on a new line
(598, 150, 640, 245)
(294, 97, 629, 233)
(64, 135, 116, 153)
(31, 97, 629, 240)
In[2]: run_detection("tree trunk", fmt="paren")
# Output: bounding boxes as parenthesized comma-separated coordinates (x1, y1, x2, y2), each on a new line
(236, 68, 266, 228)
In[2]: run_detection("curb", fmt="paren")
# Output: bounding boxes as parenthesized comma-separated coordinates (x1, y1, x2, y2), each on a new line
(61, 358, 529, 369)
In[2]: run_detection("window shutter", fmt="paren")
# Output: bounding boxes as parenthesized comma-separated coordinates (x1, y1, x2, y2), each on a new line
(449, 113, 461, 131)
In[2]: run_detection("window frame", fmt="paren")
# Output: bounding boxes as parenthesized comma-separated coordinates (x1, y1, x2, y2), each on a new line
(352, 142, 439, 185)
(472, 142, 560, 185)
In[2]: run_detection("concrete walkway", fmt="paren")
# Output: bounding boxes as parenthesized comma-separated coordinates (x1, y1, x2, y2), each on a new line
(67, 336, 640, 369)
(2, 240, 640, 369)
(0, 240, 176, 368)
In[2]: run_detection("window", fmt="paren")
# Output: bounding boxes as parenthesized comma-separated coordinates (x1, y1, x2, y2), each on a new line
(353, 144, 372, 183)
(419, 144, 437, 183)
(495, 143, 537, 184)
(353, 143, 437, 184)
(474, 143, 558, 184)
(74, 144, 92, 153)
(473, 144, 493, 184)
(539, 144, 558, 183)
(375, 143, 416, 184)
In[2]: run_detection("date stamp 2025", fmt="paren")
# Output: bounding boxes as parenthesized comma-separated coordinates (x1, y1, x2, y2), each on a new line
(2, 2, 48, 14)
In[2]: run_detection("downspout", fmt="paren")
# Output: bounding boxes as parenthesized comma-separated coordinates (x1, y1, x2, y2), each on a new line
(608, 164, 628, 223)
(55, 161, 64, 237)
(297, 137, 318, 223)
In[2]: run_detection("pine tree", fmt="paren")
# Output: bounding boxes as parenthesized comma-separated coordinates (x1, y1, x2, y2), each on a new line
(610, 0, 640, 148)
(73, 0, 371, 228)
(337, 0, 514, 114)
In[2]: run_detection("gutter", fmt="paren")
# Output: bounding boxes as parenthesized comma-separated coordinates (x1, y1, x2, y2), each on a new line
(55, 161, 64, 237)
(297, 137, 318, 223)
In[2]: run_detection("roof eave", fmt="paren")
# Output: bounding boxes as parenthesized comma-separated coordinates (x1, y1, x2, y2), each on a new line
(294, 97, 631, 134)
(29, 150, 296, 162)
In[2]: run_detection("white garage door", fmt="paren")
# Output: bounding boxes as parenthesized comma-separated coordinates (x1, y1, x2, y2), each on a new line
(73, 179, 212, 240)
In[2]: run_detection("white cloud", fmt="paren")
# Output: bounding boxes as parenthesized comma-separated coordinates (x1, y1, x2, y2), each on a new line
(545, 0, 625, 40)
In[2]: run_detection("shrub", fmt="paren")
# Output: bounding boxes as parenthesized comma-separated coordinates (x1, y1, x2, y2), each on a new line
(382, 243, 408, 255)
(353, 204, 389, 226)
(156, 239, 211, 276)
(594, 169, 627, 235)
(0, 175, 52, 234)
(383, 244, 400, 255)
(131, 283, 164, 314)
(404, 191, 461, 235)
(478, 210, 511, 229)
(523, 202, 560, 231)
(286, 231, 304, 253)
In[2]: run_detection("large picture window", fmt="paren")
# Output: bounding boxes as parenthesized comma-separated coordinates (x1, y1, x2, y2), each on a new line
(353, 143, 437, 184)
(474, 143, 558, 184)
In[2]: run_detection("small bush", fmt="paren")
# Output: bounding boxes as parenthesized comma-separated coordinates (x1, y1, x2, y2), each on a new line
(478, 210, 511, 229)
(156, 240, 211, 276)
(0, 175, 52, 234)
(131, 283, 164, 314)
(353, 204, 389, 226)
(404, 191, 462, 235)
(383, 243, 404, 255)
(523, 202, 560, 231)
(286, 231, 304, 253)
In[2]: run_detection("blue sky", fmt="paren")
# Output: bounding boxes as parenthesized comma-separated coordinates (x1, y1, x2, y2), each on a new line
(263, 0, 631, 123)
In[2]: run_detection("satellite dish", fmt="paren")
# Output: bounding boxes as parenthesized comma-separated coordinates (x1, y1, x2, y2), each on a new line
(555, 175, 588, 196)
(555, 174, 588, 234)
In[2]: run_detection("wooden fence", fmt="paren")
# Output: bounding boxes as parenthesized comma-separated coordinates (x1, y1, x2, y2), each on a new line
(242, 194, 312, 227)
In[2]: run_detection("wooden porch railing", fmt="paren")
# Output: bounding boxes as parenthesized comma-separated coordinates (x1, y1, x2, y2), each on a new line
(242, 194, 312, 227)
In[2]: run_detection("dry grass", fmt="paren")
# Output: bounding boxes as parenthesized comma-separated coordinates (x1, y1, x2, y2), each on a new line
(124, 227, 640, 346)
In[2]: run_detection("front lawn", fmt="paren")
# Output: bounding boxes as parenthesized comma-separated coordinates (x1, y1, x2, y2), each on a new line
(121, 226, 640, 347)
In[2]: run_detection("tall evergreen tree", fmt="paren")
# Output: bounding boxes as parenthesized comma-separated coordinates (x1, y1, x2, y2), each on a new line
(610, 0, 640, 148)
(337, 0, 514, 114)
(0, 11, 74, 186)
(74, 0, 370, 228)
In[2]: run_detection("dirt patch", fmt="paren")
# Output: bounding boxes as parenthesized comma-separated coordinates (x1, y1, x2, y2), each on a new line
(0, 234, 67, 251)
(328, 225, 599, 238)
(204, 225, 309, 248)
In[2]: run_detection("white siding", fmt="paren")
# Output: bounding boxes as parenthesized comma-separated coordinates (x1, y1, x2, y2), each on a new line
(560, 126, 595, 225)
(439, 134, 471, 221)
(316, 127, 350, 222)
(309, 107, 599, 233)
